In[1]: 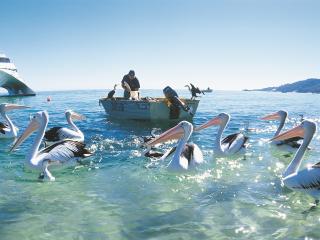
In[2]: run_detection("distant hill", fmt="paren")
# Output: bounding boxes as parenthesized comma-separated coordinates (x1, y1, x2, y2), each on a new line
(246, 78, 320, 93)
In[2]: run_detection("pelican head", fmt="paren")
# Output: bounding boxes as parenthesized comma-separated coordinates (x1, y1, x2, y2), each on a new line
(195, 112, 230, 131)
(10, 111, 49, 152)
(261, 110, 287, 121)
(146, 121, 193, 147)
(271, 120, 317, 142)
(0, 103, 29, 114)
(65, 110, 86, 121)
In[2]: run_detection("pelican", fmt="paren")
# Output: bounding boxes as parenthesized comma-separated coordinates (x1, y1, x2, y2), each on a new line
(145, 113, 248, 156)
(44, 110, 85, 145)
(272, 120, 320, 205)
(0, 103, 29, 139)
(146, 121, 203, 171)
(262, 110, 302, 149)
(10, 111, 92, 181)
(195, 113, 248, 156)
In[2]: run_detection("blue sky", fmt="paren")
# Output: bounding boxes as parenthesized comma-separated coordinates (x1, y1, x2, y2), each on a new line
(1, 0, 319, 91)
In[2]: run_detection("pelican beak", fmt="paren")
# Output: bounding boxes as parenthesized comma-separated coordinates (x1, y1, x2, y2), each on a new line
(10, 118, 39, 152)
(195, 116, 222, 131)
(261, 112, 280, 121)
(146, 124, 184, 147)
(271, 125, 304, 142)
(5, 104, 30, 112)
(71, 112, 86, 121)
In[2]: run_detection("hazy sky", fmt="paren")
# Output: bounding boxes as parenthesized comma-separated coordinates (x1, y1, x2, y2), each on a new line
(1, 0, 319, 91)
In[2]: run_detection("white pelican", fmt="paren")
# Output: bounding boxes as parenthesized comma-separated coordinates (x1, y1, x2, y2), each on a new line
(262, 110, 302, 149)
(146, 121, 203, 171)
(195, 113, 248, 156)
(0, 103, 29, 139)
(10, 111, 92, 181)
(44, 110, 85, 145)
(272, 120, 320, 205)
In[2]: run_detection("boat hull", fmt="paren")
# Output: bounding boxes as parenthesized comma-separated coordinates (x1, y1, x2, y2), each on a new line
(202, 89, 213, 93)
(99, 97, 200, 121)
(0, 70, 36, 96)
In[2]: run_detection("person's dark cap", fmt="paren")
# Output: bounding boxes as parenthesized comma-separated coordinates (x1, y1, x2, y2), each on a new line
(129, 70, 135, 77)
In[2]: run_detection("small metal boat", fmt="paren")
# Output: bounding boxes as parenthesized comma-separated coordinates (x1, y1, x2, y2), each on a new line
(201, 87, 213, 93)
(99, 97, 200, 121)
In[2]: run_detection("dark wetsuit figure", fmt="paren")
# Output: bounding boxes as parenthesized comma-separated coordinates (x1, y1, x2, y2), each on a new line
(121, 70, 140, 99)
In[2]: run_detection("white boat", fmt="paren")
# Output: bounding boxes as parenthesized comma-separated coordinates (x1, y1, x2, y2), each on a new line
(0, 53, 36, 96)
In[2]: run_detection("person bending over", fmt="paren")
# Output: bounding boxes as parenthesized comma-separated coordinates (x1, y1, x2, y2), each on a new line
(121, 70, 140, 99)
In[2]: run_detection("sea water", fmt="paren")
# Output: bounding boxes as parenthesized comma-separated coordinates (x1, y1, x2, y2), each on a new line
(0, 90, 320, 240)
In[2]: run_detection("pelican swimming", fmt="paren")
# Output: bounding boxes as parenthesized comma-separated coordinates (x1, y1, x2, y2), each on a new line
(146, 121, 203, 171)
(0, 103, 29, 139)
(195, 113, 248, 156)
(272, 120, 320, 206)
(44, 110, 85, 145)
(262, 110, 302, 149)
(10, 111, 92, 181)
(145, 113, 248, 156)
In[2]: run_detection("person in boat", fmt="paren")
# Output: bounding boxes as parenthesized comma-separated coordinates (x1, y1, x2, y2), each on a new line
(121, 70, 140, 99)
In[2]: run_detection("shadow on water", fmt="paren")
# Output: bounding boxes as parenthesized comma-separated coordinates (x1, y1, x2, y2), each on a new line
(0, 200, 32, 227)
(106, 117, 194, 130)
(95, 169, 211, 239)
(121, 207, 210, 239)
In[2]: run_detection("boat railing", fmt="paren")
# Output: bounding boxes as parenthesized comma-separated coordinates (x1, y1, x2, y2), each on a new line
(0, 63, 17, 71)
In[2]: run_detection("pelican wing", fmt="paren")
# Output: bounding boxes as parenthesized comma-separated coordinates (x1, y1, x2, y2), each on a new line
(221, 133, 239, 147)
(187, 143, 203, 165)
(284, 136, 303, 142)
(39, 140, 92, 162)
(222, 133, 248, 154)
(182, 144, 193, 163)
(180, 143, 204, 166)
(243, 136, 249, 146)
(223, 133, 248, 147)
(0, 122, 8, 129)
(285, 168, 320, 192)
(0, 122, 9, 134)
(45, 127, 81, 142)
(44, 127, 63, 141)
(144, 150, 164, 158)
(282, 137, 303, 148)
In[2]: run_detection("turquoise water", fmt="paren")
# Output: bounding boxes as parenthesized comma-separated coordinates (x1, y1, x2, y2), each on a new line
(0, 90, 320, 239)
